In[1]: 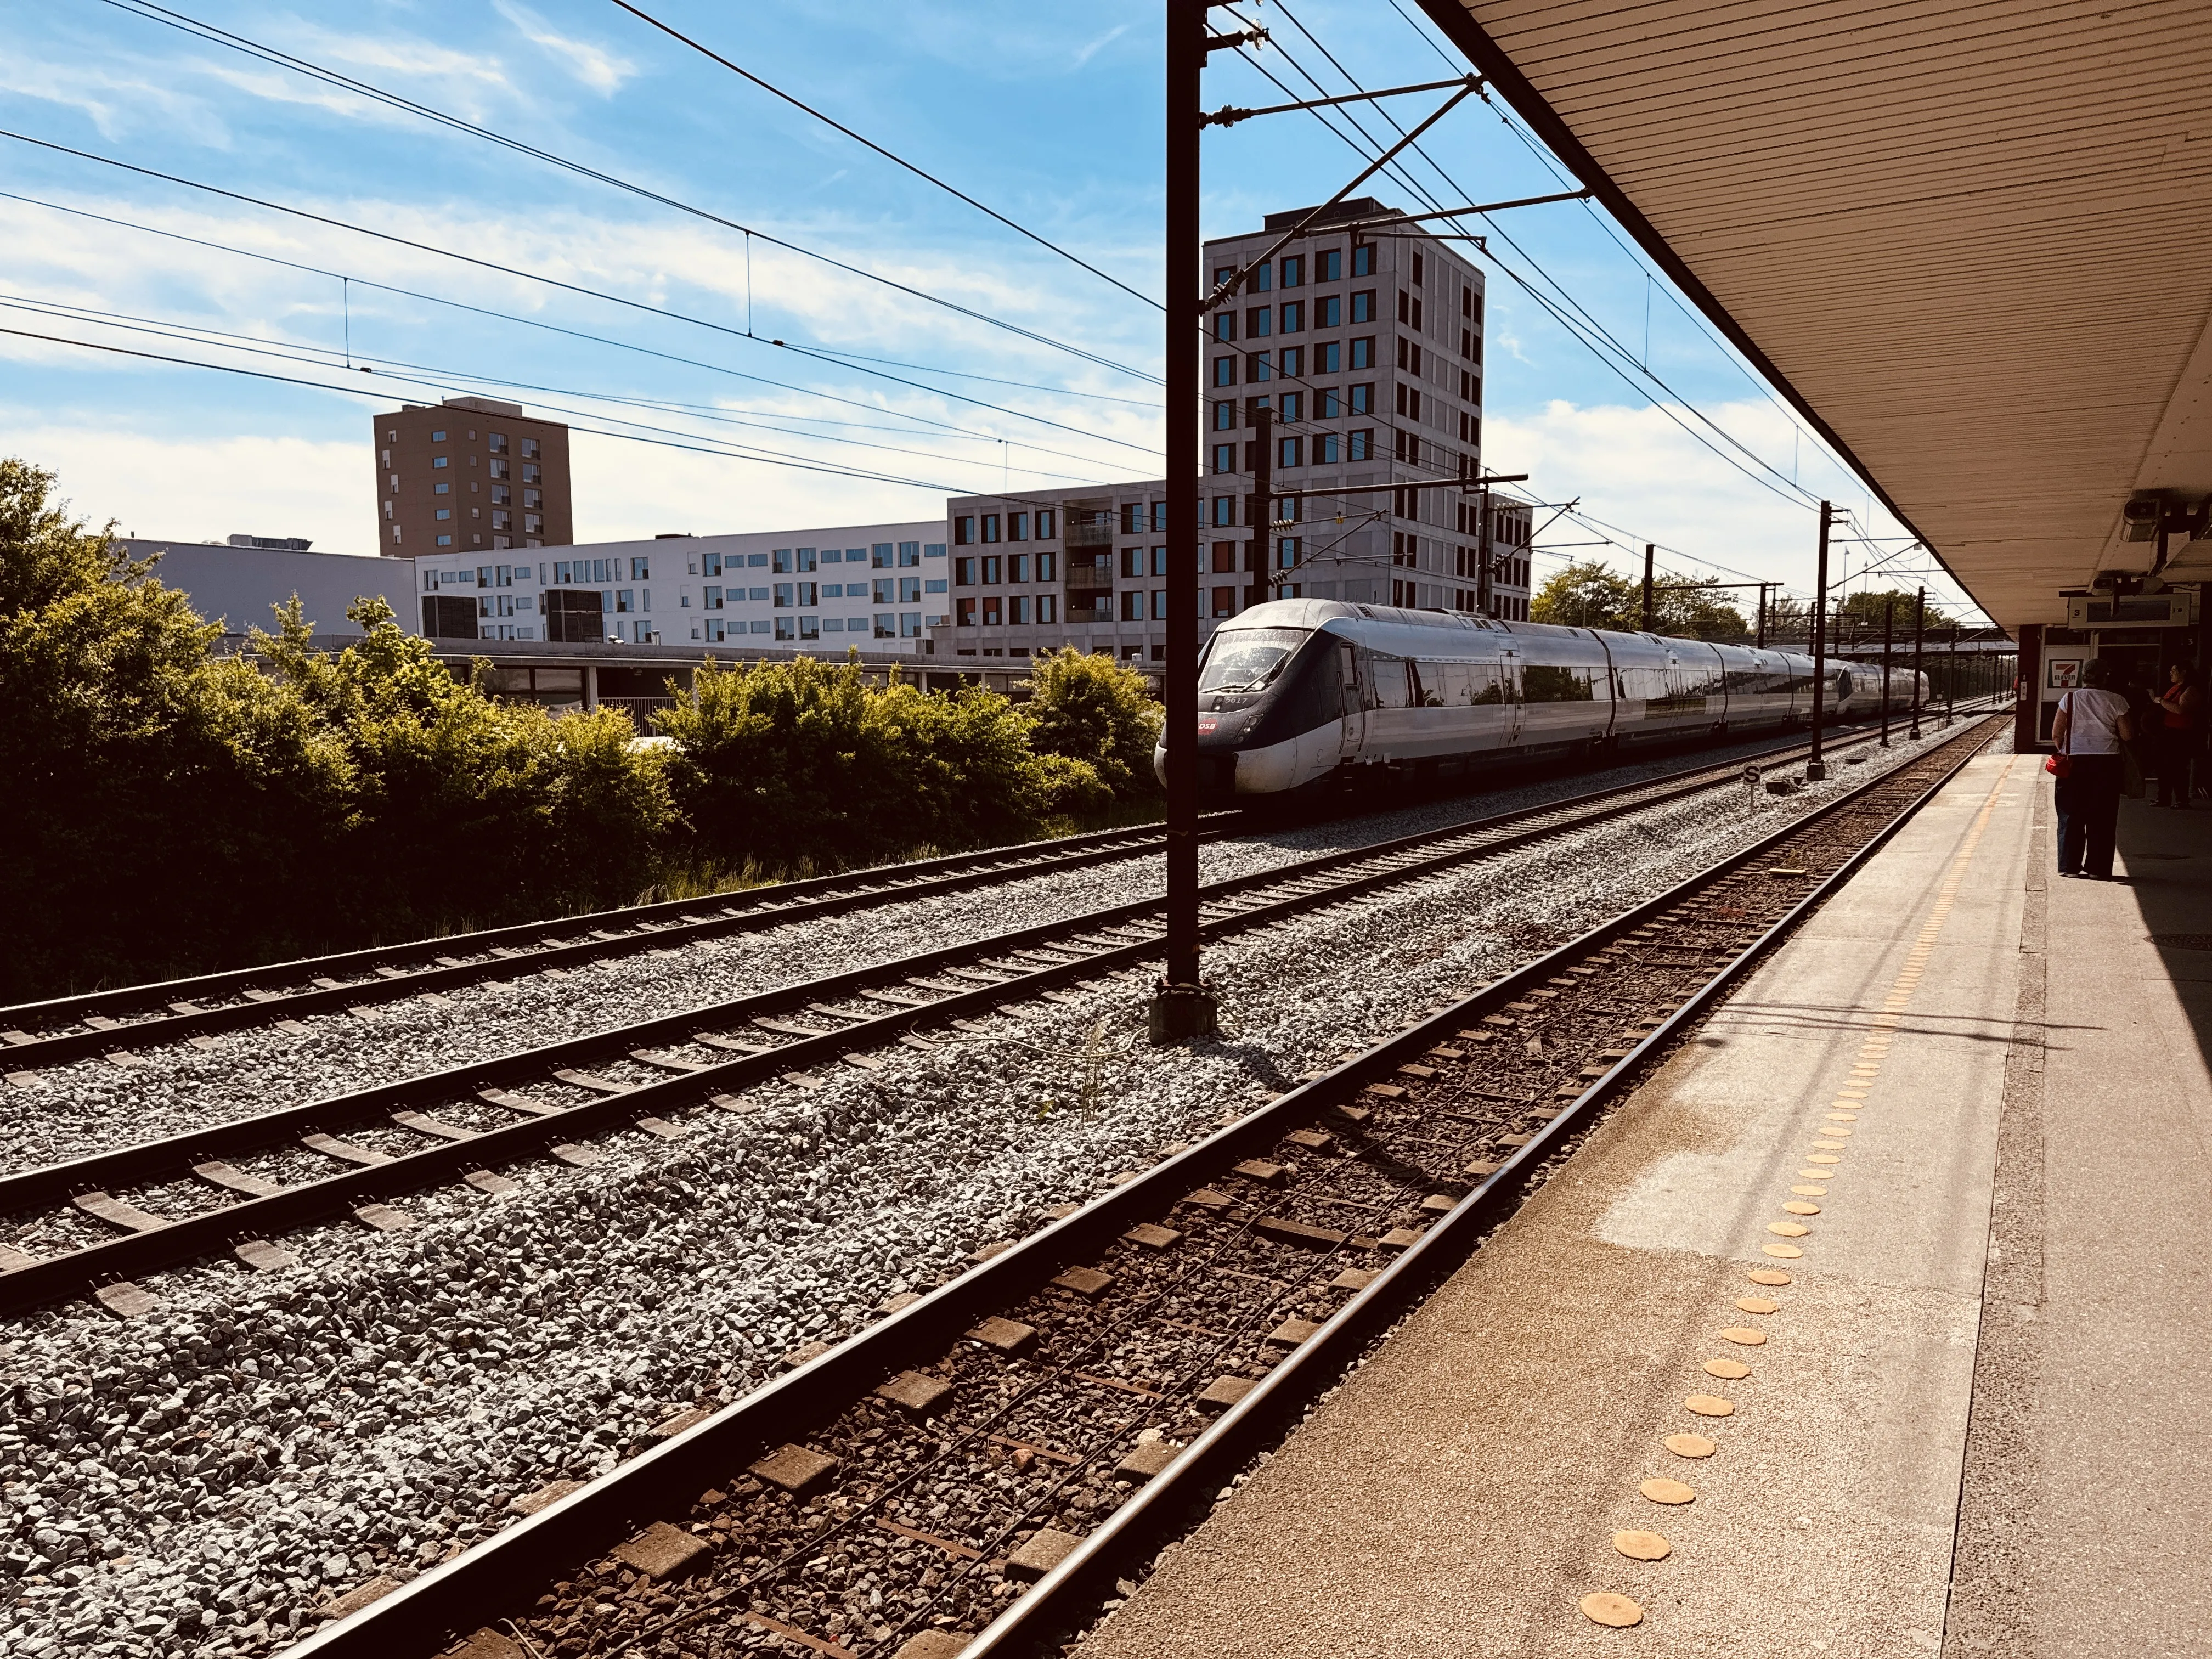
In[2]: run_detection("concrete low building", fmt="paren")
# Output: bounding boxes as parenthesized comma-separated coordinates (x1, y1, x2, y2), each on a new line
(116, 536, 415, 643)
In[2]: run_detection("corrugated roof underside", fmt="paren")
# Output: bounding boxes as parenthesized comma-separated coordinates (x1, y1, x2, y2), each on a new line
(1449, 0, 2212, 625)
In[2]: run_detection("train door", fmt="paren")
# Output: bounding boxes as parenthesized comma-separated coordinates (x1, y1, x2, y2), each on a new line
(1500, 648, 1528, 746)
(1336, 637, 1365, 759)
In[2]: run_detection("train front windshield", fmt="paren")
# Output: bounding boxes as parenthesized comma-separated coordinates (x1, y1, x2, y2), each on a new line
(1198, 628, 1310, 696)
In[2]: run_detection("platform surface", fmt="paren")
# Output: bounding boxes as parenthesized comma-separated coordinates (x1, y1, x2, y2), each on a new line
(1080, 747, 2212, 1659)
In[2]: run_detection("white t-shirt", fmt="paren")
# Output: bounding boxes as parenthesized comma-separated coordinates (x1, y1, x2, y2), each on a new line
(2058, 687, 2129, 754)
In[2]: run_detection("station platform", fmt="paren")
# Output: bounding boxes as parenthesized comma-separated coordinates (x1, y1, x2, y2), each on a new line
(1080, 754, 2212, 1658)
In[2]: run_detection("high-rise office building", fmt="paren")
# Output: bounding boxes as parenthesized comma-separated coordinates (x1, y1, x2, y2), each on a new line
(928, 198, 1531, 662)
(373, 396, 573, 558)
(1201, 197, 1523, 619)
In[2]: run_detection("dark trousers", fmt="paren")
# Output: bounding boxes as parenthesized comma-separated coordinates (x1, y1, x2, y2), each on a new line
(2157, 727, 2197, 807)
(2056, 753, 2124, 876)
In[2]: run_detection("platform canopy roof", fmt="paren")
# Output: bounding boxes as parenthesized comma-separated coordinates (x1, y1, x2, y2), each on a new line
(1415, 0, 2212, 630)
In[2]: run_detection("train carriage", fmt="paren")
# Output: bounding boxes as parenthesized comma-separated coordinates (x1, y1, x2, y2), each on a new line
(1166, 597, 1929, 799)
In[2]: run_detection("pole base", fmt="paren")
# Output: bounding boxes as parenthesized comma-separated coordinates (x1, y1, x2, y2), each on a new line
(1147, 980, 1220, 1046)
(1805, 759, 1828, 781)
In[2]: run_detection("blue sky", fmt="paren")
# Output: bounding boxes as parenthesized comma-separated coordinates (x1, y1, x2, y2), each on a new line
(0, 0, 1979, 619)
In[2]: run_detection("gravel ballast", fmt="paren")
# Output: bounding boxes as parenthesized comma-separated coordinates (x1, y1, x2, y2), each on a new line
(0, 718, 1996, 1658)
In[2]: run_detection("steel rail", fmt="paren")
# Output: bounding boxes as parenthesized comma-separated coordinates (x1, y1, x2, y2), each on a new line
(278, 716, 2001, 1659)
(2, 708, 1990, 1062)
(0, 819, 1229, 1064)
(965, 716, 2005, 1657)
(0, 724, 1888, 1316)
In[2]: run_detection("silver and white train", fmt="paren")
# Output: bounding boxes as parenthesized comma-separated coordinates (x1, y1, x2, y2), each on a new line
(1159, 597, 1931, 800)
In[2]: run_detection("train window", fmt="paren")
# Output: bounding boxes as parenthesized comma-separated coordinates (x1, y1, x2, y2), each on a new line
(1408, 663, 1445, 707)
(1369, 656, 1413, 709)
(1472, 663, 1511, 706)
(1198, 627, 1309, 695)
(1522, 664, 1595, 703)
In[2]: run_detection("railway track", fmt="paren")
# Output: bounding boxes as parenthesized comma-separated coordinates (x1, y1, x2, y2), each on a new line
(254, 713, 2004, 1659)
(0, 818, 1229, 1073)
(0, 710, 1980, 1073)
(0, 721, 1918, 1321)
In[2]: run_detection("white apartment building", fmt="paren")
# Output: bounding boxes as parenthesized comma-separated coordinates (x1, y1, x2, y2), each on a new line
(410, 520, 950, 653)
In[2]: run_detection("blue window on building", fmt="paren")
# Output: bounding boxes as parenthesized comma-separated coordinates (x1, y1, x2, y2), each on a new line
(1212, 444, 1235, 474)
(1214, 356, 1237, 387)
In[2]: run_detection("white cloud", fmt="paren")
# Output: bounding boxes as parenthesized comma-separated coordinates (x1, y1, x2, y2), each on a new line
(1073, 24, 1131, 67)
(7, 426, 372, 555)
(1485, 398, 1972, 615)
(490, 1, 637, 96)
(0, 59, 228, 144)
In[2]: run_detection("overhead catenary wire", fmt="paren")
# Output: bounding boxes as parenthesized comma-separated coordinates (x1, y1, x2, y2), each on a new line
(0, 132, 1166, 465)
(0, 189, 1147, 459)
(93, 0, 1160, 383)
(0, 292, 1153, 488)
(1232, 7, 1824, 515)
(602, 0, 1161, 313)
(0, 324, 1029, 497)
(1376, 0, 1866, 494)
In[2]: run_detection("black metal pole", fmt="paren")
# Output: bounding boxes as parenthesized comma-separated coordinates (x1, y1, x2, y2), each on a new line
(1808, 501, 1830, 778)
(1756, 582, 1768, 650)
(1252, 404, 1272, 599)
(1910, 587, 1925, 738)
(1948, 623, 1957, 724)
(1151, 0, 1212, 1042)
(1476, 481, 1491, 616)
(1641, 542, 1654, 633)
(1880, 596, 1893, 746)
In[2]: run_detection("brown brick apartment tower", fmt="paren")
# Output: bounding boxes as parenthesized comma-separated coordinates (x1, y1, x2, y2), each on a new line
(373, 396, 573, 557)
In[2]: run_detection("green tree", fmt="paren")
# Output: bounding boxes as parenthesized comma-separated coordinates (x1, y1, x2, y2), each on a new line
(1532, 560, 1638, 630)
(1019, 648, 1163, 799)
(1835, 588, 1953, 645)
(1531, 559, 1749, 640)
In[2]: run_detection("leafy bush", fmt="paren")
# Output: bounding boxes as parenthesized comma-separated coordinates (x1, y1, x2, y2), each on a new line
(1019, 647, 1163, 798)
(653, 654, 1107, 870)
(0, 460, 669, 997)
(0, 456, 1161, 998)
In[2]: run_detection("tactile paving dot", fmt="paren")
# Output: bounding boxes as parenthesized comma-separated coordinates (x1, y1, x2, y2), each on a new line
(1747, 1268, 1793, 1286)
(1684, 1393, 1735, 1417)
(1768, 1221, 1812, 1237)
(1702, 1357, 1752, 1380)
(1580, 1592, 1644, 1628)
(1640, 1477, 1697, 1505)
(1664, 1432, 1717, 1459)
(1791, 1184, 1828, 1197)
(1762, 1242, 1805, 1259)
(1719, 1326, 1767, 1345)
(1825, 1112, 1858, 1122)
(1798, 1167, 1839, 1181)
(1736, 1297, 1780, 1316)
(1784, 1201, 1821, 1216)
(1613, 1529, 1672, 1561)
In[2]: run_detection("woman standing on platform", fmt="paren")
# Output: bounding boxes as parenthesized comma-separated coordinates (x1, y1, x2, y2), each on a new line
(2155, 663, 2201, 808)
(2051, 658, 2135, 878)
